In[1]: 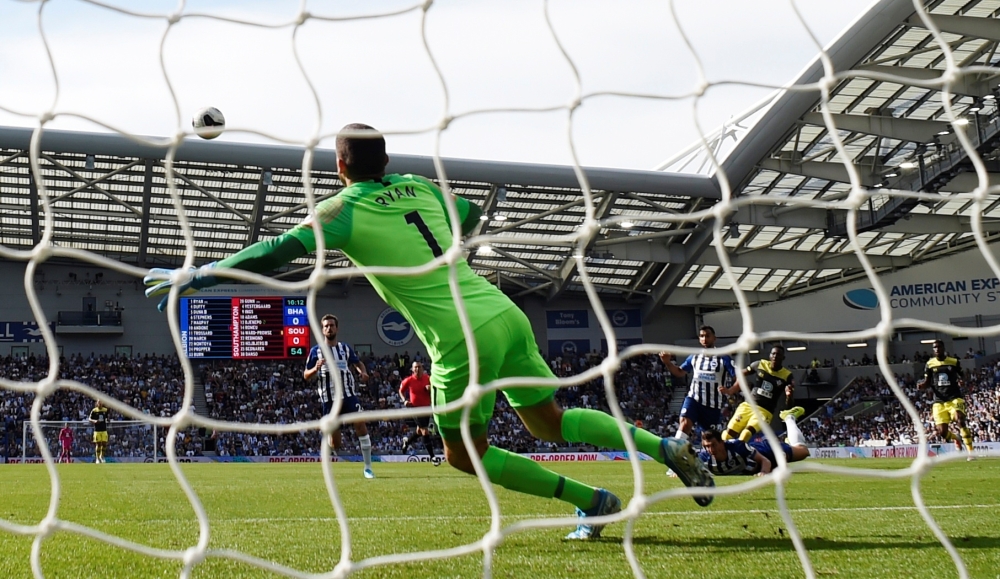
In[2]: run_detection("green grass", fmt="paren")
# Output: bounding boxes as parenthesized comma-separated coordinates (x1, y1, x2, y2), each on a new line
(1, 459, 998, 578)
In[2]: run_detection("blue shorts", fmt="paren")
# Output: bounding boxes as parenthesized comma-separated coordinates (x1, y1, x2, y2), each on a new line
(322, 396, 363, 416)
(749, 440, 793, 465)
(679, 397, 724, 431)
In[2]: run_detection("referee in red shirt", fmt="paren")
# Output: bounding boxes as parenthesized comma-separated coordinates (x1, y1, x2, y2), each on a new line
(399, 361, 439, 464)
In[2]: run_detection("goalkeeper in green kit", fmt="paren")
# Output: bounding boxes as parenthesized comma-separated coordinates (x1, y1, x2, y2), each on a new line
(145, 124, 714, 539)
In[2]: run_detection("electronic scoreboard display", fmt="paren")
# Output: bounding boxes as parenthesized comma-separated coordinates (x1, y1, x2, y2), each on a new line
(180, 297, 310, 359)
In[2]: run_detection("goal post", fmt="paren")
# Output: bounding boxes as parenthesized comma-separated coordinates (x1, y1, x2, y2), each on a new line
(26, 420, 160, 463)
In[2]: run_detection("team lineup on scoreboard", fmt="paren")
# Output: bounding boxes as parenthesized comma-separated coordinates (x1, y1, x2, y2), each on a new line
(180, 297, 309, 359)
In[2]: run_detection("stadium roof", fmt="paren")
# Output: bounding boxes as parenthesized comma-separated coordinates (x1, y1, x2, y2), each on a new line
(2, 0, 1000, 318)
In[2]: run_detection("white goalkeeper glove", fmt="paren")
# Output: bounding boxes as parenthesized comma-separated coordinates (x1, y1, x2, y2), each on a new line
(144, 262, 219, 312)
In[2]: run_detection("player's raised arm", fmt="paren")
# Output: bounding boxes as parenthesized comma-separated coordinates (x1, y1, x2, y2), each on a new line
(785, 377, 796, 406)
(658, 352, 688, 379)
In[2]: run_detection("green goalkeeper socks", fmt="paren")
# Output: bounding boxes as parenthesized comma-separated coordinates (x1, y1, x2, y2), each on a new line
(481, 446, 595, 511)
(560, 408, 664, 464)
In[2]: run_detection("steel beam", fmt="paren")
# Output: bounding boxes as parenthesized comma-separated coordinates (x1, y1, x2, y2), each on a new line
(801, 112, 949, 143)
(137, 160, 153, 268)
(665, 287, 779, 306)
(856, 64, 1000, 97)
(0, 126, 720, 199)
(247, 167, 271, 246)
(907, 13, 1000, 43)
(759, 158, 878, 187)
(611, 240, 911, 270)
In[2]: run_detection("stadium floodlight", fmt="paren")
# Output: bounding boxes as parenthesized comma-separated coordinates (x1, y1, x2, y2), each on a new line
(493, 214, 507, 221)
(476, 245, 494, 256)
(748, 349, 759, 354)
(847, 342, 868, 348)
(787, 346, 807, 351)
(899, 161, 917, 169)
(952, 118, 970, 126)
(620, 220, 634, 228)
(920, 339, 937, 344)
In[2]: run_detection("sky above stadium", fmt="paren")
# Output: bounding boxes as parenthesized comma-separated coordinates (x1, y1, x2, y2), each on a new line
(0, 0, 873, 171)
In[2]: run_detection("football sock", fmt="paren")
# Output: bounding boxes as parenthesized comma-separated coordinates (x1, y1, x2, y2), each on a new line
(358, 434, 373, 468)
(784, 416, 804, 446)
(960, 428, 973, 452)
(422, 434, 436, 458)
(738, 427, 756, 442)
(561, 408, 664, 464)
(945, 431, 959, 443)
(481, 446, 595, 511)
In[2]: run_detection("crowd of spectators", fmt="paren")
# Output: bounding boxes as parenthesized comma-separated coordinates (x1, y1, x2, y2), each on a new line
(807, 364, 1000, 447)
(4, 348, 999, 460)
(204, 350, 679, 456)
(1, 353, 189, 459)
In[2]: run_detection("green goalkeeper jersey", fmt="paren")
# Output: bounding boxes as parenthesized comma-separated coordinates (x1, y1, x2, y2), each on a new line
(286, 173, 515, 361)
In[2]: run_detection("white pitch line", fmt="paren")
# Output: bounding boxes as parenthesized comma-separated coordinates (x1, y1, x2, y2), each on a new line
(80, 503, 1000, 525)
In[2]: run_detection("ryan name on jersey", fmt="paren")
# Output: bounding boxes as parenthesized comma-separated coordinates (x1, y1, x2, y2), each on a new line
(373, 185, 418, 207)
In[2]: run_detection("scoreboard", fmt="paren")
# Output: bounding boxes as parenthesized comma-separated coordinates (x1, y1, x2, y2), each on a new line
(180, 297, 310, 359)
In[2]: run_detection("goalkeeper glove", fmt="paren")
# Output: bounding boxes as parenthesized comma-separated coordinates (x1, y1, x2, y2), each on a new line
(144, 262, 219, 312)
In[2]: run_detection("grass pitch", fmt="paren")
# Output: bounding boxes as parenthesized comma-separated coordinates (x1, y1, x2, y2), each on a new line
(0, 459, 998, 578)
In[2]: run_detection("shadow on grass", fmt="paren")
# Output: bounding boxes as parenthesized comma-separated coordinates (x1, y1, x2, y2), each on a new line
(629, 534, 1000, 552)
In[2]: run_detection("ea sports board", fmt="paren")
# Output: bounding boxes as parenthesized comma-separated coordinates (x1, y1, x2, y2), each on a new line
(179, 297, 309, 359)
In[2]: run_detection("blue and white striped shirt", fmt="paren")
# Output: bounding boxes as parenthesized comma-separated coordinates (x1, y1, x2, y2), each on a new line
(306, 342, 361, 402)
(679, 353, 736, 410)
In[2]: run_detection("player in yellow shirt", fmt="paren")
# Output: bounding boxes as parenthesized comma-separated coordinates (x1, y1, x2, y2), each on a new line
(919, 340, 974, 460)
(723, 345, 794, 442)
(89, 400, 109, 464)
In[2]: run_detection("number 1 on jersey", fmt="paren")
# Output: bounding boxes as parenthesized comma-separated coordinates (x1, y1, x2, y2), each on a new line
(404, 211, 443, 257)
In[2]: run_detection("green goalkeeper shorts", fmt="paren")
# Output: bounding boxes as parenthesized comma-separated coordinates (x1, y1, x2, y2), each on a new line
(431, 306, 557, 441)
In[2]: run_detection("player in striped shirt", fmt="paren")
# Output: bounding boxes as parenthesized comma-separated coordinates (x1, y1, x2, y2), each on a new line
(659, 326, 738, 441)
(304, 314, 375, 479)
(698, 409, 809, 476)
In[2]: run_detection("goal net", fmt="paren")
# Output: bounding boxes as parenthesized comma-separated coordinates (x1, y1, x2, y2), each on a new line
(24, 420, 160, 463)
(1, 1, 998, 578)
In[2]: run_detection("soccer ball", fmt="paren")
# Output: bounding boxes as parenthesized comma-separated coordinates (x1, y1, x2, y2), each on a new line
(192, 107, 225, 140)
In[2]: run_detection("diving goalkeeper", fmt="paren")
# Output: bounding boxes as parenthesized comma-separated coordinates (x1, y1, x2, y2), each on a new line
(145, 123, 715, 540)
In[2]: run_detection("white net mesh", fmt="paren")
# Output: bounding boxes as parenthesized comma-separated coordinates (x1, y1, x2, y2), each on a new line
(1, 0, 999, 578)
